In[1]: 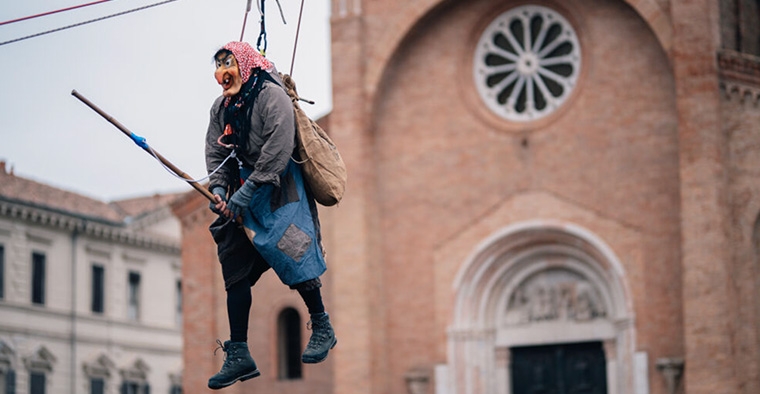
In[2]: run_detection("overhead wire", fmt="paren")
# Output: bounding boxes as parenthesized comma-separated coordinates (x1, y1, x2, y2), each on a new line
(0, 0, 113, 27)
(0, 0, 181, 47)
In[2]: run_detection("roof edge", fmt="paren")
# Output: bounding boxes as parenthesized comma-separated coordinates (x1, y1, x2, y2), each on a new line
(0, 198, 180, 254)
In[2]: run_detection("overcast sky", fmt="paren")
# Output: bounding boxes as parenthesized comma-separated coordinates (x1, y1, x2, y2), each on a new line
(0, 0, 331, 202)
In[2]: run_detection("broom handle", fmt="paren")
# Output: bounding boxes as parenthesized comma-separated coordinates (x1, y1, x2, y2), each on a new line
(71, 89, 216, 203)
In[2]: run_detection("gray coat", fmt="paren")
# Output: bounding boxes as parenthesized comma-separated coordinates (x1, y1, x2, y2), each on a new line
(204, 70, 326, 287)
(205, 71, 295, 190)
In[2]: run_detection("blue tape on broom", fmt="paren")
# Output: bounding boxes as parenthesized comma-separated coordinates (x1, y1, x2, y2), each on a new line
(130, 133, 149, 150)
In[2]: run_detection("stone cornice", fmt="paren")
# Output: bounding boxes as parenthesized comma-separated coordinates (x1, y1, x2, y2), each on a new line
(718, 49, 760, 87)
(0, 199, 180, 254)
(720, 80, 760, 104)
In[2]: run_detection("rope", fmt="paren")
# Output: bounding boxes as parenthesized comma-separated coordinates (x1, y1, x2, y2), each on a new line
(273, 0, 286, 24)
(289, 0, 306, 76)
(128, 131, 239, 184)
(239, 0, 252, 42)
(149, 146, 239, 184)
(0, 0, 181, 47)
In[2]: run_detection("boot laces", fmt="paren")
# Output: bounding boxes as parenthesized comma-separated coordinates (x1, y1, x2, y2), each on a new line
(213, 339, 227, 356)
(214, 339, 239, 364)
(306, 319, 330, 349)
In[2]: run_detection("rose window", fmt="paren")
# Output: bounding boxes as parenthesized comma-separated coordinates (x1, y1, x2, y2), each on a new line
(473, 5, 581, 122)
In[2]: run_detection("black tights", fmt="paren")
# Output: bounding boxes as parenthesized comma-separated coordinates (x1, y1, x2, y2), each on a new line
(226, 279, 325, 343)
(227, 279, 253, 343)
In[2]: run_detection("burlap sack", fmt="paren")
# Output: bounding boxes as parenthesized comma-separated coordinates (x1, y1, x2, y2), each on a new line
(281, 73, 347, 206)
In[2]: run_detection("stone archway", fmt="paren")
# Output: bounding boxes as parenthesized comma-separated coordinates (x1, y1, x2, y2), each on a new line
(449, 221, 634, 394)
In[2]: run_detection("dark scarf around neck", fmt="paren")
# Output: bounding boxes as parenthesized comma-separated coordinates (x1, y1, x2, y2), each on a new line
(222, 68, 267, 152)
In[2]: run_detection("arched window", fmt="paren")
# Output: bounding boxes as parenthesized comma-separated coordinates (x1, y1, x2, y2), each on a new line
(277, 308, 302, 380)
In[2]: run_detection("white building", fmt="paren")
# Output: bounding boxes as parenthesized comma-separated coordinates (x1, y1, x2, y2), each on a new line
(0, 162, 183, 394)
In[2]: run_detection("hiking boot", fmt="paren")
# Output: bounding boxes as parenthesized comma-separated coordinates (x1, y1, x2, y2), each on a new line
(208, 340, 260, 389)
(302, 312, 337, 363)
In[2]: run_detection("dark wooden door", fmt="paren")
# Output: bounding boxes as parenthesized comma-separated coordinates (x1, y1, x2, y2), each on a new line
(511, 342, 607, 394)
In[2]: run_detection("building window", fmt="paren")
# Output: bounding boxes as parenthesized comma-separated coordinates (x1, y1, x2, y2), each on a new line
(473, 4, 581, 122)
(277, 308, 302, 380)
(31, 252, 46, 305)
(120, 381, 150, 394)
(175, 280, 182, 327)
(90, 377, 105, 394)
(83, 353, 115, 394)
(29, 371, 45, 394)
(0, 245, 5, 300)
(92, 265, 105, 314)
(127, 271, 140, 321)
(119, 358, 150, 394)
(1, 369, 16, 394)
(24, 346, 55, 394)
(721, 0, 760, 55)
(169, 372, 182, 394)
(0, 340, 17, 394)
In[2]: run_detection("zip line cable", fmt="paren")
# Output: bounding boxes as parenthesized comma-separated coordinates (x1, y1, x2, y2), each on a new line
(0, 0, 114, 26)
(0, 0, 180, 47)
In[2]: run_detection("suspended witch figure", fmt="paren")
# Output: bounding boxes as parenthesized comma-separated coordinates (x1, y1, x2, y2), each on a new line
(204, 2, 336, 390)
(70, 4, 335, 389)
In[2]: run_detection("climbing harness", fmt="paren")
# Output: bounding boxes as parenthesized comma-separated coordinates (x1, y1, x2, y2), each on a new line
(240, 0, 307, 78)
(242, 0, 286, 56)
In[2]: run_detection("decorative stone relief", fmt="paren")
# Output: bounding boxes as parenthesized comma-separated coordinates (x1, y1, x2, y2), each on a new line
(83, 353, 115, 378)
(503, 268, 606, 326)
(0, 340, 15, 370)
(120, 357, 150, 382)
(24, 346, 56, 372)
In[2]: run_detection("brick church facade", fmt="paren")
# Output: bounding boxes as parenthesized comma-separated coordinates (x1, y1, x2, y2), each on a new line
(173, 1, 760, 394)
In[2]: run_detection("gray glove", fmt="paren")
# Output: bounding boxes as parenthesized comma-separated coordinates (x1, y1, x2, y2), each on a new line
(227, 180, 257, 218)
(209, 186, 227, 215)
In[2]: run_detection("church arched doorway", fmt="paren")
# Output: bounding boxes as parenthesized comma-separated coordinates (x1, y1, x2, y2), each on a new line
(449, 221, 634, 394)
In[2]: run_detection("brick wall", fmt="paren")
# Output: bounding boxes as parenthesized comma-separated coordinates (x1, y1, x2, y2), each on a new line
(177, 0, 760, 393)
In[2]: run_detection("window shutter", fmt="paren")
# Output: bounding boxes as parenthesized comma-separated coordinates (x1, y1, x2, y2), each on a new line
(120, 382, 128, 394)
(142, 383, 150, 394)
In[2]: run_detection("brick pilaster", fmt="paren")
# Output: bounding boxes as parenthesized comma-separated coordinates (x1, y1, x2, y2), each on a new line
(671, 0, 739, 392)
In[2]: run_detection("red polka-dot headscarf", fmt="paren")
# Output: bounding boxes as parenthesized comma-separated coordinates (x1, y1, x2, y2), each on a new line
(222, 41, 273, 84)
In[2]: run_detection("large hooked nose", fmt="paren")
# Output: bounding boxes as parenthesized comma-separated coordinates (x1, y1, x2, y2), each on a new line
(214, 67, 226, 85)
